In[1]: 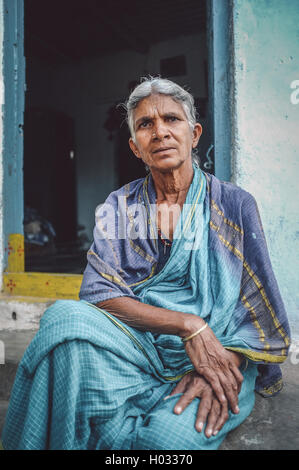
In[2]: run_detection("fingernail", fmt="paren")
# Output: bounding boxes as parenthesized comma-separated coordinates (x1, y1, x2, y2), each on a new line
(175, 406, 182, 414)
(235, 406, 240, 413)
(163, 395, 171, 401)
(206, 428, 212, 438)
(213, 430, 218, 436)
(196, 422, 203, 432)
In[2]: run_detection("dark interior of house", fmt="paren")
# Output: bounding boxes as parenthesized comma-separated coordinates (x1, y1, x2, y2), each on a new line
(23, 0, 212, 274)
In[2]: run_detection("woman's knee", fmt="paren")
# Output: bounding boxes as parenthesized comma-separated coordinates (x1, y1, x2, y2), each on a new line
(133, 398, 211, 450)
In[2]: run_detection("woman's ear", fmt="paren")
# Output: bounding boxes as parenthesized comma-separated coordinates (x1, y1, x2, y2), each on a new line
(192, 123, 203, 148)
(129, 137, 142, 159)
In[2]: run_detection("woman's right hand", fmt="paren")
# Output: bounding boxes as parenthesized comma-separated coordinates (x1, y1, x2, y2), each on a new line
(181, 317, 244, 414)
(167, 371, 229, 438)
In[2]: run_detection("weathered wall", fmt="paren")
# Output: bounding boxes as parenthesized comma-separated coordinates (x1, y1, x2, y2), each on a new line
(231, 0, 299, 340)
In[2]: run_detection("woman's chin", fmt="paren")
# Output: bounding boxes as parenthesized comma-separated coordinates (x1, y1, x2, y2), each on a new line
(151, 156, 188, 173)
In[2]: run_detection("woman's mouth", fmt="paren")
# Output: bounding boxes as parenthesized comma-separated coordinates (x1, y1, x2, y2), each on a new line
(152, 147, 175, 154)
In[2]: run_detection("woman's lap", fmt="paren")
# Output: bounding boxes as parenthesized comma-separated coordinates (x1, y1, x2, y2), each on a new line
(48, 339, 257, 450)
(131, 363, 258, 450)
(2, 300, 258, 450)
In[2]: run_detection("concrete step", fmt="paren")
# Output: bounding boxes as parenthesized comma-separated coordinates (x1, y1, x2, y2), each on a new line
(0, 330, 37, 400)
(220, 378, 299, 450)
(0, 400, 9, 438)
(0, 330, 37, 438)
(220, 354, 299, 449)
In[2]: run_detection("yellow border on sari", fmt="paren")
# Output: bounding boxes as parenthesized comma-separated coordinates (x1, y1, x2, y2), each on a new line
(209, 221, 290, 354)
(226, 347, 287, 363)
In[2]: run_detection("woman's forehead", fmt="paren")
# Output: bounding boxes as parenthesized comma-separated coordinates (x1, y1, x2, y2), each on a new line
(134, 94, 185, 118)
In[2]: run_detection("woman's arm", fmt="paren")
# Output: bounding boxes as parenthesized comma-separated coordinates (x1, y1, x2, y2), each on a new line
(97, 296, 243, 413)
(97, 296, 205, 338)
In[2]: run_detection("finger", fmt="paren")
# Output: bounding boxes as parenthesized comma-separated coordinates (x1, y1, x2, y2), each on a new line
(195, 392, 213, 433)
(197, 367, 227, 408)
(168, 378, 188, 397)
(173, 390, 195, 415)
(230, 363, 244, 393)
(213, 401, 229, 436)
(224, 367, 239, 393)
(218, 370, 240, 414)
(197, 364, 239, 414)
(204, 399, 221, 438)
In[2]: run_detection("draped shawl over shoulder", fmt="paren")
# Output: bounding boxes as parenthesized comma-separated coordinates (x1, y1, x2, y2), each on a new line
(80, 167, 291, 396)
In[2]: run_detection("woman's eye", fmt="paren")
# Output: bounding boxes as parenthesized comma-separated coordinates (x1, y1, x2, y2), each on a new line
(139, 121, 151, 128)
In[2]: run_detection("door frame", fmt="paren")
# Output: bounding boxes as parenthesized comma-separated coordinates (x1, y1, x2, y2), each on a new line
(207, 0, 233, 182)
(1, 0, 81, 298)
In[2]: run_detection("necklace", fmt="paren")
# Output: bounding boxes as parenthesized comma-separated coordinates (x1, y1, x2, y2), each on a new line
(157, 228, 172, 254)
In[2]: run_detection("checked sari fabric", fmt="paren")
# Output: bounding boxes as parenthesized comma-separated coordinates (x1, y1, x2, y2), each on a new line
(80, 166, 290, 392)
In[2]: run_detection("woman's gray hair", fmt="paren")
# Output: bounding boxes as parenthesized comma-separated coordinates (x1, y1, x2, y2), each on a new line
(123, 76, 200, 166)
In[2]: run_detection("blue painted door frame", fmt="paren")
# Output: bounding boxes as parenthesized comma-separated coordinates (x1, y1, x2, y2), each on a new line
(207, 0, 232, 182)
(3, 0, 25, 268)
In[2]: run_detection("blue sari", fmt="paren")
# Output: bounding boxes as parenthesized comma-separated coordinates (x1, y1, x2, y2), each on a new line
(1, 167, 290, 450)
(80, 166, 290, 382)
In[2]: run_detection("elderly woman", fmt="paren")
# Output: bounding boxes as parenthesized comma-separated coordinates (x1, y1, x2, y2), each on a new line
(2, 78, 290, 450)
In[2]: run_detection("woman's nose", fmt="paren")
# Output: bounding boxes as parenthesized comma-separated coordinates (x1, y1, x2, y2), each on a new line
(152, 121, 170, 140)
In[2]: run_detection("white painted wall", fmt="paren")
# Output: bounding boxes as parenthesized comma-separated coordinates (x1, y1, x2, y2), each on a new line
(231, 0, 299, 340)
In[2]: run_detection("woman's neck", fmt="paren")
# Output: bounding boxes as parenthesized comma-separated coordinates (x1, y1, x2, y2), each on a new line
(151, 160, 194, 205)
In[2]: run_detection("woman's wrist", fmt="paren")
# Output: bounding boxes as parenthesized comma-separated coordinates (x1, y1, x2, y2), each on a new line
(226, 350, 244, 368)
(179, 314, 206, 339)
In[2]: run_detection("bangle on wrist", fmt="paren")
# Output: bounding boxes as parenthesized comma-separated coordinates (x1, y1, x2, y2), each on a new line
(182, 322, 208, 343)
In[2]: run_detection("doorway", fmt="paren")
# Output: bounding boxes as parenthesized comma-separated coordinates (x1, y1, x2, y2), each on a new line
(23, 0, 213, 274)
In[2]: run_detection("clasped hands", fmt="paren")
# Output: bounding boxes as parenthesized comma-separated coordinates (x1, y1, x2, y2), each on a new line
(168, 321, 244, 438)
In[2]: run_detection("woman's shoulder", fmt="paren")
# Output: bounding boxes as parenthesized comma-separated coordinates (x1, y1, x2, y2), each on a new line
(205, 172, 255, 207)
(103, 176, 147, 205)
(204, 172, 259, 228)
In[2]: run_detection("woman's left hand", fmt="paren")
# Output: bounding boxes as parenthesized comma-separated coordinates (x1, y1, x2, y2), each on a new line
(166, 371, 229, 438)
(182, 320, 244, 414)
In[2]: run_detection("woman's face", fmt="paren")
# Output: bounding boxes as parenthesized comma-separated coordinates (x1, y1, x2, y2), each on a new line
(129, 94, 202, 173)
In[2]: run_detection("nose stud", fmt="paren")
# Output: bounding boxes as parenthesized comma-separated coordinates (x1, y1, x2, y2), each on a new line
(152, 132, 156, 137)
